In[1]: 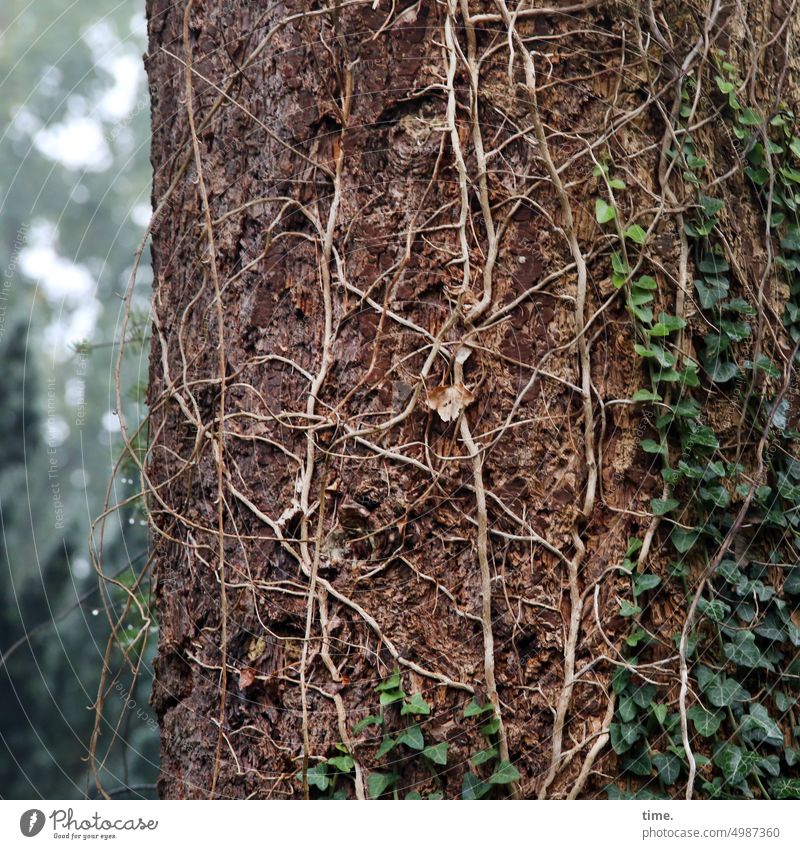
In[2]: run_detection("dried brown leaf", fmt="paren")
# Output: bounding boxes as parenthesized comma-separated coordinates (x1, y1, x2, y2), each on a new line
(425, 383, 476, 422)
(246, 635, 266, 662)
(238, 667, 256, 689)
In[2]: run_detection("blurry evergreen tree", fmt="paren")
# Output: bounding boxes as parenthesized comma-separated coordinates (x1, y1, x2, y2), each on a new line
(0, 0, 157, 798)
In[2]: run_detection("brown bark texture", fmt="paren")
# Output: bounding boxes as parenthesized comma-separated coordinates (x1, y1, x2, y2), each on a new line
(142, 0, 800, 799)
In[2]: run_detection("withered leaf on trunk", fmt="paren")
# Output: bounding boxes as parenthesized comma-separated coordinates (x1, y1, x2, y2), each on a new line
(425, 384, 476, 422)
(238, 667, 256, 689)
(246, 636, 266, 663)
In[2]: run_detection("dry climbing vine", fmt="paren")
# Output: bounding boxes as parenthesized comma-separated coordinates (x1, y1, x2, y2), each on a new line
(88, 0, 800, 800)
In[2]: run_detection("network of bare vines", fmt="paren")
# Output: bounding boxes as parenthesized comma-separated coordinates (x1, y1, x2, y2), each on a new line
(88, 0, 800, 801)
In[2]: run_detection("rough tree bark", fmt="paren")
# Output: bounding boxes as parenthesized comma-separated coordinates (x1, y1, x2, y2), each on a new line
(141, 0, 800, 799)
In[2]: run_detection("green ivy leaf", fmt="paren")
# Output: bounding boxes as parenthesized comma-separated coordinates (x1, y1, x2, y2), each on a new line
(612, 667, 630, 694)
(671, 527, 700, 553)
(780, 226, 800, 251)
(422, 741, 449, 765)
(686, 153, 707, 170)
(781, 166, 800, 184)
(327, 754, 354, 773)
(705, 356, 739, 384)
(482, 716, 501, 736)
(750, 355, 781, 378)
(687, 705, 723, 737)
(640, 438, 667, 455)
(626, 537, 643, 558)
(462, 771, 491, 800)
(724, 297, 755, 314)
(379, 688, 405, 706)
(649, 344, 676, 368)
(651, 498, 679, 516)
(720, 319, 751, 342)
(619, 599, 642, 617)
(738, 106, 762, 126)
(631, 682, 657, 708)
(653, 367, 681, 384)
(678, 362, 701, 387)
(669, 563, 688, 581)
(785, 748, 800, 767)
(770, 778, 800, 799)
(697, 254, 730, 274)
(610, 722, 643, 754)
(784, 568, 800, 594)
(299, 763, 330, 791)
(698, 668, 750, 708)
(658, 312, 686, 333)
(724, 631, 769, 669)
(653, 752, 682, 785)
(633, 573, 662, 594)
(714, 744, 751, 785)
(715, 75, 734, 94)
(624, 748, 652, 777)
(630, 288, 655, 307)
(632, 389, 662, 402)
(471, 746, 498, 767)
(745, 165, 769, 185)
(624, 224, 648, 245)
(698, 485, 731, 509)
(634, 343, 655, 359)
(741, 704, 783, 747)
(367, 771, 400, 799)
(694, 277, 729, 308)
(650, 313, 686, 336)
(673, 398, 701, 418)
(687, 216, 715, 236)
(595, 197, 616, 223)
(685, 425, 719, 451)
(612, 251, 628, 275)
(374, 669, 402, 692)
(488, 760, 521, 784)
(401, 693, 432, 716)
(397, 724, 425, 751)
(352, 714, 383, 735)
(703, 331, 731, 358)
(618, 695, 638, 722)
(699, 194, 725, 217)
(677, 461, 703, 479)
(697, 597, 730, 622)
(463, 697, 495, 718)
(626, 629, 648, 648)
(375, 737, 396, 759)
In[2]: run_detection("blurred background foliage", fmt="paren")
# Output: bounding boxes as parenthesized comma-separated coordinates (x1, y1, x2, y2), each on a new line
(0, 0, 157, 798)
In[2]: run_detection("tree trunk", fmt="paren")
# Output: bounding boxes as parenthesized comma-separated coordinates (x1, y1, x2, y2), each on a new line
(143, 0, 800, 799)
